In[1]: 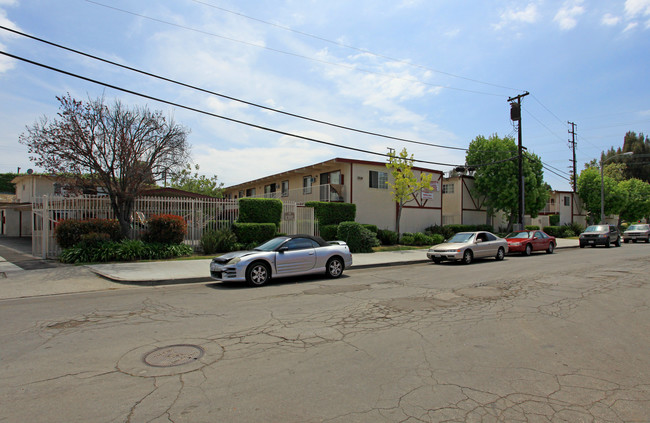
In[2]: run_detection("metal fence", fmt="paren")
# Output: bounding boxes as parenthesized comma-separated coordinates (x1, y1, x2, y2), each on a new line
(31, 195, 315, 258)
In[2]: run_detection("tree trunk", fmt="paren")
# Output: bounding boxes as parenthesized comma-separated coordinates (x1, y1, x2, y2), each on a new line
(396, 204, 402, 241)
(111, 195, 134, 239)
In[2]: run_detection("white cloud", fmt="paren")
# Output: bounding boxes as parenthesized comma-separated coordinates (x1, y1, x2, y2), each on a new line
(553, 1, 585, 30)
(624, 22, 639, 31)
(601, 13, 621, 26)
(493, 3, 539, 30)
(625, 0, 650, 17)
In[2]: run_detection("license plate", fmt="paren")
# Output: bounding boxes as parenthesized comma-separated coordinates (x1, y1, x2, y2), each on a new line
(435, 254, 442, 258)
(588, 240, 594, 244)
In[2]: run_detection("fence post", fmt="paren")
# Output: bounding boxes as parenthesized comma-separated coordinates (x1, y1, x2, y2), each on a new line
(41, 195, 48, 259)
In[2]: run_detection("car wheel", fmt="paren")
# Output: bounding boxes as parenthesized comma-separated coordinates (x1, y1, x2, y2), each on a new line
(615, 237, 621, 247)
(579, 243, 585, 248)
(546, 242, 554, 254)
(605, 237, 611, 248)
(462, 249, 473, 265)
(246, 262, 270, 286)
(326, 257, 344, 278)
(523, 244, 532, 256)
(495, 247, 505, 261)
(646, 236, 650, 243)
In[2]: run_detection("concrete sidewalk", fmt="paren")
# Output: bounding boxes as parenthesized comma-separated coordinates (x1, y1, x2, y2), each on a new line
(0, 238, 579, 300)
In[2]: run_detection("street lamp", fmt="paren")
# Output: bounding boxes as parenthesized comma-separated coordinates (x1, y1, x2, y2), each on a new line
(600, 152, 633, 224)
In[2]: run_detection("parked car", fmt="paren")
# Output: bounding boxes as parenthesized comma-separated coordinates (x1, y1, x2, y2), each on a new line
(505, 230, 556, 255)
(579, 224, 621, 248)
(427, 231, 508, 264)
(623, 224, 650, 243)
(209, 234, 353, 286)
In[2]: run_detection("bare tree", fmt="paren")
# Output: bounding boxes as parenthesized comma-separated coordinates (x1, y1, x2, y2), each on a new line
(20, 94, 191, 237)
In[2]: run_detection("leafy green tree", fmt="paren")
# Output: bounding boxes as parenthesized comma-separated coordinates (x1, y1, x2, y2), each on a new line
(576, 167, 626, 223)
(169, 164, 223, 197)
(385, 148, 433, 237)
(618, 178, 650, 222)
(465, 134, 549, 228)
(602, 131, 650, 182)
(0, 173, 18, 193)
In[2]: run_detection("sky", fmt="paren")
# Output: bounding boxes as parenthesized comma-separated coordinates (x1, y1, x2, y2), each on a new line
(0, 0, 649, 191)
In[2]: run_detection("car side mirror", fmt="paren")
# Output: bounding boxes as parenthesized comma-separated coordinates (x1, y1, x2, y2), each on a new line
(475, 239, 483, 244)
(278, 247, 289, 253)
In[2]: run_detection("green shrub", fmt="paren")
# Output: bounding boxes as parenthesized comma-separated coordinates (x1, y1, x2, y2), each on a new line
(337, 221, 379, 253)
(55, 218, 122, 249)
(377, 229, 399, 245)
(549, 215, 560, 226)
(566, 222, 584, 235)
(203, 220, 233, 232)
(400, 232, 441, 246)
(542, 226, 562, 237)
(305, 201, 356, 226)
(77, 232, 111, 249)
(525, 225, 540, 230)
(361, 224, 378, 234)
(238, 198, 282, 227)
(201, 228, 238, 254)
(425, 224, 455, 240)
(319, 224, 339, 241)
(142, 214, 187, 244)
(58, 240, 193, 264)
(444, 224, 493, 234)
(232, 222, 277, 245)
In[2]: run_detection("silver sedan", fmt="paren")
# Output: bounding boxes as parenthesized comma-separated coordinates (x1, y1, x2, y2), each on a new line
(427, 231, 508, 264)
(210, 235, 353, 286)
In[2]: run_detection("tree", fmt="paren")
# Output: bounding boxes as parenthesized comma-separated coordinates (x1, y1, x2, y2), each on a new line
(19, 94, 190, 237)
(385, 148, 433, 237)
(465, 134, 549, 228)
(0, 173, 17, 193)
(618, 178, 650, 222)
(169, 164, 224, 197)
(602, 131, 650, 182)
(576, 167, 626, 223)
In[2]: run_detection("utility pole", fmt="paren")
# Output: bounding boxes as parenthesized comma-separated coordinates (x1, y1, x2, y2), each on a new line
(508, 91, 529, 230)
(568, 121, 577, 192)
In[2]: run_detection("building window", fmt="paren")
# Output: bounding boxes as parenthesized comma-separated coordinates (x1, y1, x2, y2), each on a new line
(238, 190, 244, 198)
(442, 183, 455, 194)
(246, 188, 256, 197)
(303, 176, 313, 194)
(264, 183, 276, 194)
(281, 180, 289, 197)
(564, 196, 571, 206)
(369, 171, 388, 189)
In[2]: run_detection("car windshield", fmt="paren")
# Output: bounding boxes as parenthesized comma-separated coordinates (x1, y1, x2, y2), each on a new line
(448, 233, 474, 243)
(506, 231, 530, 239)
(628, 225, 649, 231)
(254, 237, 289, 251)
(584, 225, 608, 232)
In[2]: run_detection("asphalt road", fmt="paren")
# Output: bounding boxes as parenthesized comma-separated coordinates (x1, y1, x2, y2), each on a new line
(1, 244, 648, 422)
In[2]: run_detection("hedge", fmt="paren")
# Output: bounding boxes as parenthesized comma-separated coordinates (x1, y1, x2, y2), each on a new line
(55, 218, 122, 249)
(59, 240, 193, 264)
(238, 198, 282, 227)
(232, 222, 277, 245)
(336, 221, 379, 253)
(142, 214, 187, 244)
(305, 201, 356, 226)
(319, 224, 339, 241)
(377, 229, 399, 245)
(200, 228, 238, 254)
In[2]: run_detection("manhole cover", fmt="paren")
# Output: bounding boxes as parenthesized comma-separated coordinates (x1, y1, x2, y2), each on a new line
(144, 344, 204, 367)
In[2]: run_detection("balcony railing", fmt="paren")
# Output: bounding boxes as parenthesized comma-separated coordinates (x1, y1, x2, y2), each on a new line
(248, 183, 345, 204)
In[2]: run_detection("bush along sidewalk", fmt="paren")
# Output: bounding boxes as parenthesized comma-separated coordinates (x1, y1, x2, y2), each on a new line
(57, 214, 193, 264)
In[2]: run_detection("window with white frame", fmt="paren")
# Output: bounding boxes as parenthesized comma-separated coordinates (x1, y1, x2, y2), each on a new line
(369, 170, 388, 189)
(564, 196, 571, 206)
(442, 183, 455, 194)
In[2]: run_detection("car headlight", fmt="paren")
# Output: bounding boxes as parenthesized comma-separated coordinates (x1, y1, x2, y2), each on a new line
(599, 234, 608, 238)
(227, 257, 241, 265)
(511, 242, 521, 246)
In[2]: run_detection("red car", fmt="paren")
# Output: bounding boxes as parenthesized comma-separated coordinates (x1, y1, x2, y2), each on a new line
(505, 230, 556, 255)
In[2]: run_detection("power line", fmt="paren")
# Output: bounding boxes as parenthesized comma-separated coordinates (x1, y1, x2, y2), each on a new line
(6, 50, 504, 169)
(187, 0, 523, 92)
(84, 0, 506, 97)
(0, 25, 470, 153)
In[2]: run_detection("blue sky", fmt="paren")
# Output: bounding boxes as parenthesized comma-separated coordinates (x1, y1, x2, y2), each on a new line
(1, 0, 649, 191)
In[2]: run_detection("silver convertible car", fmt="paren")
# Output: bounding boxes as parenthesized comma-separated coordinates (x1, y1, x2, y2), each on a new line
(210, 234, 353, 286)
(427, 231, 508, 264)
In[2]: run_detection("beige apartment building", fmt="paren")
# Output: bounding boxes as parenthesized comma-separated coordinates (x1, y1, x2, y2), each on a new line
(223, 158, 444, 233)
